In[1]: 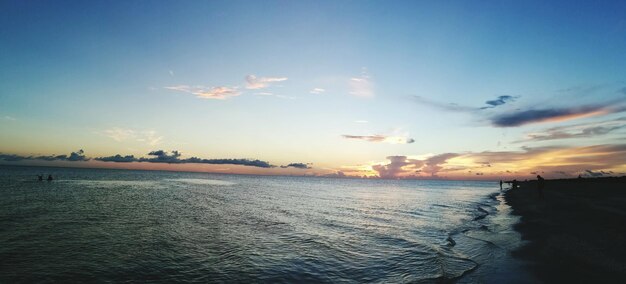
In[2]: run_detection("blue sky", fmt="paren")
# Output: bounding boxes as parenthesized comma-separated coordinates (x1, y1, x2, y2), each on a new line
(1, 1, 626, 179)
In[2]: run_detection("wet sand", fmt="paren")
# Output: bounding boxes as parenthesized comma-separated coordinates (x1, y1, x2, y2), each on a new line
(505, 177, 626, 282)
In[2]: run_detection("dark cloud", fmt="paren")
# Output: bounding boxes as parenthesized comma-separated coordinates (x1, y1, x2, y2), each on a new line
(281, 163, 312, 169)
(0, 154, 31, 162)
(139, 150, 182, 163)
(0, 150, 89, 162)
(490, 105, 614, 127)
(95, 154, 137, 163)
(96, 150, 276, 168)
(582, 169, 614, 177)
(35, 154, 69, 161)
(480, 95, 518, 109)
(183, 158, 274, 168)
(67, 150, 89, 161)
(414, 95, 519, 112)
(1, 149, 276, 168)
(137, 150, 276, 168)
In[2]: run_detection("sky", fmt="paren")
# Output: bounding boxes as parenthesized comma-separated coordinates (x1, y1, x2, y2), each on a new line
(1, 0, 626, 180)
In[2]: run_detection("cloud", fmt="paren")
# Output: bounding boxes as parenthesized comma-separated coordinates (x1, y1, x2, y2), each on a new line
(97, 150, 276, 168)
(415, 93, 625, 127)
(104, 128, 135, 142)
(280, 163, 312, 169)
(480, 95, 518, 109)
(140, 130, 164, 146)
(94, 154, 137, 163)
(372, 156, 424, 179)
(349, 70, 373, 97)
(413, 96, 477, 112)
(140, 150, 182, 163)
(0, 150, 90, 162)
(322, 171, 347, 178)
(255, 92, 295, 100)
(35, 149, 89, 161)
(184, 158, 275, 168)
(354, 120, 368, 123)
(518, 117, 626, 142)
(1, 149, 290, 169)
(461, 144, 626, 176)
(165, 85, 240, 100)
(0, 154, 30, 161)
(421, 153, 459, 176)
(342, 134, 415, 144)
(3, 116, 16, 121)
(245, 75, 287, 89)
(490, 105, 621, 127)
(364, 143, 626, 179)
(103, 128, 163, 146)
(310, 88, 325, 94)
(414, 95, 519, 112)
(66, 150, 89, 161)
(581, 169, 613, 177)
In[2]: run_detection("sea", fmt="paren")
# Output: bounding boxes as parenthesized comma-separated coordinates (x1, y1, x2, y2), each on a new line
(0, 165, 535, 283)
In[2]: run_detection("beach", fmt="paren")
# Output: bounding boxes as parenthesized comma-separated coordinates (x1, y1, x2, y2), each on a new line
(505, 177, 626, 282)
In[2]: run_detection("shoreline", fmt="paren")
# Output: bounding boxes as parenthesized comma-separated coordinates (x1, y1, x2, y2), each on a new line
(455, 189, 537, 283)
(504, 177, 626, 282)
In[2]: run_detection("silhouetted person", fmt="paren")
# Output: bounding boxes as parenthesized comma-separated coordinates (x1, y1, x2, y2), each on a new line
(47, 175, 54, 181)
(499, 180, 503, 190)
(537, 175, 545, 198)
(512, 179, 519, 189)
(37, 175, 43, 181)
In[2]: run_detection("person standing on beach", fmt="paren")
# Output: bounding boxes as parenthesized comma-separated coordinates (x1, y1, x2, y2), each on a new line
(537, 175, 545, 198)
(499, 180, 503, 190)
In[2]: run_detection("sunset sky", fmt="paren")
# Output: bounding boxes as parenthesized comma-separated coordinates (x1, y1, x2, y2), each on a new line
(1, 1, 626, 179)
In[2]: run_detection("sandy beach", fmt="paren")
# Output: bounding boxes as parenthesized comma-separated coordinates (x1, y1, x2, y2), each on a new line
(505, 177, 626, 282)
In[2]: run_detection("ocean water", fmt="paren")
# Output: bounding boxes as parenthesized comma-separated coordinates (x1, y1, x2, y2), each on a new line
(0, 165, 531, 283)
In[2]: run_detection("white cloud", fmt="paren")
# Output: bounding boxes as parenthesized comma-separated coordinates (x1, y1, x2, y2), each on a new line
(143, 130, 164, 146)
(3, 116, 16, 121)
(255, 92, 295, 100)
(104, 128, 135, 142)
(310, 88, 325, 94)
(342, 134, 415, 144)
(165, 85, 240, 100)
(349, 70, 373, 97)
(354, 120, 368, 123)
(245, 75, 288, 89)
(103, 128, 163, 146)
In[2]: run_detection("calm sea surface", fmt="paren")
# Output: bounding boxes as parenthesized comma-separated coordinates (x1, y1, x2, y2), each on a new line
(0, 165, 530, 283)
